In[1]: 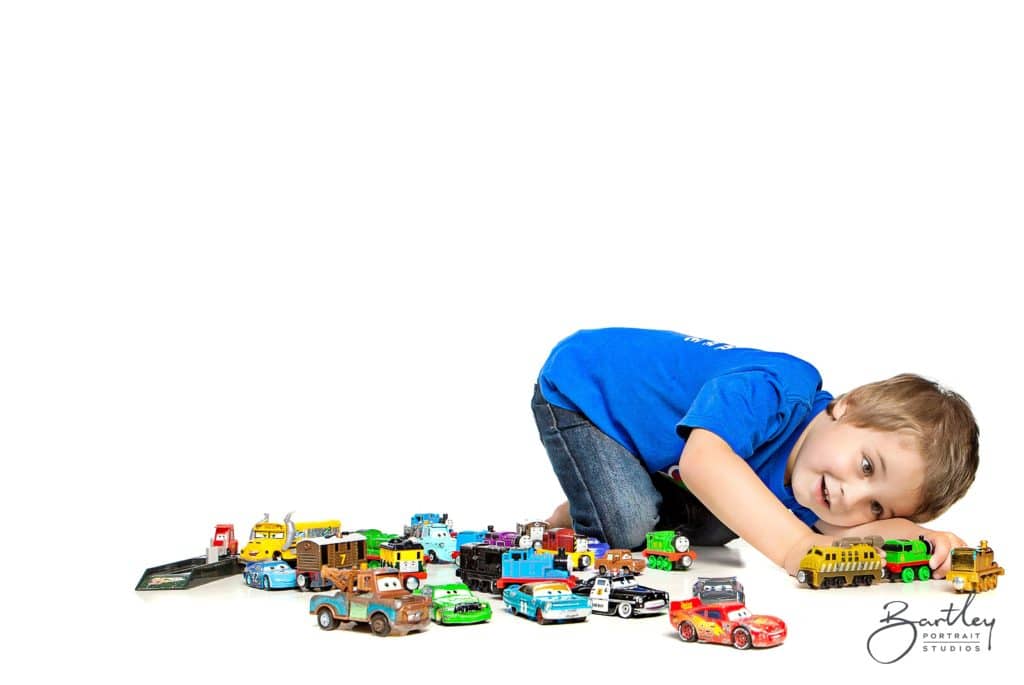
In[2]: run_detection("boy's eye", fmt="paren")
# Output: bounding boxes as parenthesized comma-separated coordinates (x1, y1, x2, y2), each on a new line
(871, 501, 884, 518)
(860, 455, 874, 475)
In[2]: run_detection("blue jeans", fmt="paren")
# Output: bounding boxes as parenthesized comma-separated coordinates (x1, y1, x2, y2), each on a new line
(532, 385, 737, 550)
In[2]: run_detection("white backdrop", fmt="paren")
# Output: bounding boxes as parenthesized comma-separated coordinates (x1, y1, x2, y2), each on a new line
(2, 1, 1020, 680)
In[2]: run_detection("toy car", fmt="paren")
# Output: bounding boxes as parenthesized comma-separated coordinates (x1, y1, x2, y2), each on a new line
(571, 573, 669, 618)
(670, 597, 786, 649)
(587, 537, 611, 560)
(243, 560, 298, 590)
(419, 583, 492, 625)
(594, 548, 646, 575)
(692, 576, 745, 604)
(503, 581, 591, 624)
(310, 567, 431, 637)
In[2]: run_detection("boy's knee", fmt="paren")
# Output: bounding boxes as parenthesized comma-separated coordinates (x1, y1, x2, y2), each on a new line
(595, 500, 660, 551)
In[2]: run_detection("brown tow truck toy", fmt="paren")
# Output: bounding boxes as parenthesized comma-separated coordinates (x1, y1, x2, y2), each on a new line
(595, 549, 647, 576)
(309, 567, 431, 637)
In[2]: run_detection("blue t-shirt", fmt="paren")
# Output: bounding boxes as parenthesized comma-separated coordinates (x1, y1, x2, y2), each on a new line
(538, 328, 833, 527)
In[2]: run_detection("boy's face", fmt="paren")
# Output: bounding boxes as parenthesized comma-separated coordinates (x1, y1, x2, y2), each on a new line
(786, 401, 925, 527)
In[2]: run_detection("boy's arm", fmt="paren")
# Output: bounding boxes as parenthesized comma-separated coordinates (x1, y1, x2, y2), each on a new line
(813, 519, 966, 578)
(677, 428, 829, 576)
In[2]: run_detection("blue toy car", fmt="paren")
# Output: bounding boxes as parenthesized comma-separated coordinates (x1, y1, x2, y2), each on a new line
(243, 560, 298, 590)
(587, 537, 611, 560)
(502, 581, 591, 624)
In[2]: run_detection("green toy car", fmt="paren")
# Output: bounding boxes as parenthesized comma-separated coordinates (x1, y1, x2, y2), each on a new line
(419, 583, 493, 625)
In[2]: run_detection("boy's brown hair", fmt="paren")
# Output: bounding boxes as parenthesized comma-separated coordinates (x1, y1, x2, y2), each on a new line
(826, 373, 979, 522)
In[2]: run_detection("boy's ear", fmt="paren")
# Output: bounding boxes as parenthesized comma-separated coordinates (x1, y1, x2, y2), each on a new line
(832, 399, 848, 421)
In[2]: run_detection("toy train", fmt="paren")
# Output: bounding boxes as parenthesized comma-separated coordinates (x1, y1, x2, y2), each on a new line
(643, 530, 697, 571)
(456, 543, 575, 594)
(881, 537, 933, 583)
(796, 536, 885, 589)
(947, 540, 1004, 593)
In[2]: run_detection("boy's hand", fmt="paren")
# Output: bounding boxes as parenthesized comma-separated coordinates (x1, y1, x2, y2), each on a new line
(784, 532, 835, 577)
(919, 530, 967, 579)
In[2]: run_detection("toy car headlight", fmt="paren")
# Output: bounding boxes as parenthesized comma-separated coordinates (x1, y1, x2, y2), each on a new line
(394, 600, 403, 609)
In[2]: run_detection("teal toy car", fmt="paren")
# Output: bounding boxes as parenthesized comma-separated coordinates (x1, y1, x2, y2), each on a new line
(502, 581, 591, 624)
(420, 583, 492, 625)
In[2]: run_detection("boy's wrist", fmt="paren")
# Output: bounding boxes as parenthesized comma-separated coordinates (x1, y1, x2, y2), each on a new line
(784, 532, 830, 576)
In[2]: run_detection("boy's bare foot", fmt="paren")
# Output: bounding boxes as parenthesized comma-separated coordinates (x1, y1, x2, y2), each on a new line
(546, 500, 573, 528)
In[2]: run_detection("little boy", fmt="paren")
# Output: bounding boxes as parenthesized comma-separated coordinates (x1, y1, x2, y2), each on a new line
(533, 328, 978, 577)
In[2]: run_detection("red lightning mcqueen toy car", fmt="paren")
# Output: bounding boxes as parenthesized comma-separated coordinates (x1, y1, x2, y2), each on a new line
(669, 598, 787, 649)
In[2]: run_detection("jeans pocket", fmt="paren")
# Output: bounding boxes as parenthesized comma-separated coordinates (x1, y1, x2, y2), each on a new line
(549, 403, 592, 431)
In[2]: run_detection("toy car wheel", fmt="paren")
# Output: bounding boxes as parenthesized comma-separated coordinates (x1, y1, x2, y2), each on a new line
(616, 602, 634, 619)
(434, 608, 444, 623)
(427, 550, 438, 564)
(316, 607, 339, 631)
(370, 613, 392, 637)
(404, 576, 420, 591)
(261, 576, 271, 590)
(796, 570, 809, 585)
(598, 565, 608, 575)
(296, 575, 309, 592)
(536, 609, 547, 625)
(732, 627, 752, 650)
(680, 555, 693, 570)
(508, 605, 517, 616)
(918, 566, 931, 582)
(678, 621, 697, 642)
(579, 555, 591, 569)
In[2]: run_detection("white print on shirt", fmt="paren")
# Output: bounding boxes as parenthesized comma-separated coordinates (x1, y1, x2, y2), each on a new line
(682, 336, 734, 351)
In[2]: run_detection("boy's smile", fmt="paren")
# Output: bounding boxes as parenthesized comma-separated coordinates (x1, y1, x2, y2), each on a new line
(786, 401, 926, 527)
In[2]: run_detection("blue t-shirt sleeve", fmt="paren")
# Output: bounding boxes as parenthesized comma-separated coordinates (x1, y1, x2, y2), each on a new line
(676, 370, 786, 459)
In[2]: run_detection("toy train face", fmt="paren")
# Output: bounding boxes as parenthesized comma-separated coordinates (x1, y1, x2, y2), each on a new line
(380, 538, 425, 572)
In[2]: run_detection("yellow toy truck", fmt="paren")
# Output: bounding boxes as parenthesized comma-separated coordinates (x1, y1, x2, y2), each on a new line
(239, 512, 341, 564)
